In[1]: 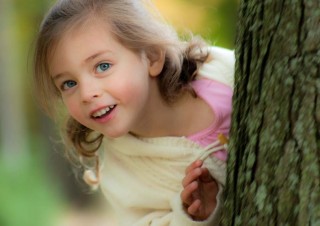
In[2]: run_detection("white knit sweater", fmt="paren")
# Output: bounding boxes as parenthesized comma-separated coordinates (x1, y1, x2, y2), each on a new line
(99, 47, 235, 226)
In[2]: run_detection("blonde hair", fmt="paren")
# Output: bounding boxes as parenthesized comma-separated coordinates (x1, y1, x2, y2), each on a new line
(34, 0, 209, 178)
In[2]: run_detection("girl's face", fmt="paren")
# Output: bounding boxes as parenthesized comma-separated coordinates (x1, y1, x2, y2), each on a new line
(50, 21, 164, 138)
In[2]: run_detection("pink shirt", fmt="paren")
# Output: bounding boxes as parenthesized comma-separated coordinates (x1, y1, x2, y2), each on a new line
(186, 78, 233, 161)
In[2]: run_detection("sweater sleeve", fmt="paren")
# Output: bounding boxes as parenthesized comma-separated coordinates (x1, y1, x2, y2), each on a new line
(169, 184, 224, 226)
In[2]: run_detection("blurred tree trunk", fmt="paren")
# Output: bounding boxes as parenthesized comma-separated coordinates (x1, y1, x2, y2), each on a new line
(0, 0, 29, 165)
(222, 0, 320, 225)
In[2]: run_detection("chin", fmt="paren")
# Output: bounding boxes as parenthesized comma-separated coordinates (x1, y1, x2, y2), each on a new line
(102, 128, 129, 139)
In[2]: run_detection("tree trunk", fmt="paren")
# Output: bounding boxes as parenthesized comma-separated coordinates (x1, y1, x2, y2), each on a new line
(222, 0, 320, 225)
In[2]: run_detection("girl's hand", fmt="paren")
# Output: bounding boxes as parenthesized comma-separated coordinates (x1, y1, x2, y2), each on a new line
(181, 160, 218, 221)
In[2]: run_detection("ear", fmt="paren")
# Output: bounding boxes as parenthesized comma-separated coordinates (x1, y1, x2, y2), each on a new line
(147, 48, 165, 77)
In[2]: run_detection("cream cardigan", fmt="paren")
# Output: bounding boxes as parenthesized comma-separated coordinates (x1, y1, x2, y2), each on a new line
(99, 47, 235, 226)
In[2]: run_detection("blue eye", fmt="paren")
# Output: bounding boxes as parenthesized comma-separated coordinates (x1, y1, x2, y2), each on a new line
(96, 63, 111, 73)
(62, 80, 77, 90)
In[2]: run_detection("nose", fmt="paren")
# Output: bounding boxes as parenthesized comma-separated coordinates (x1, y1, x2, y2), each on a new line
(80, 81, 102, 103)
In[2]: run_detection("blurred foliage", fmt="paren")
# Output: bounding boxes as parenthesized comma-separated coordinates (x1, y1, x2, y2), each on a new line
(0, 155, 63, 226)
(0, 0, 238, 225)
(154, 0, 238, 48)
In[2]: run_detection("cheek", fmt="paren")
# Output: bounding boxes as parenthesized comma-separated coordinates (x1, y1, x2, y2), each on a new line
(63, 98, 82, 119)
(114, 77, 149, 104)
(108, 58, 150, 103)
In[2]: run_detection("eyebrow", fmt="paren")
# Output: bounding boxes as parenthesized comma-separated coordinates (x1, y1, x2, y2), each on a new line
(52, 50, 111, 80)
(52, 72, 64, 81)
(85, 50, 111, 63)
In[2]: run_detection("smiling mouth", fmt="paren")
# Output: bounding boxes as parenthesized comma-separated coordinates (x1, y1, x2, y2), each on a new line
(91, 105, 116, 119)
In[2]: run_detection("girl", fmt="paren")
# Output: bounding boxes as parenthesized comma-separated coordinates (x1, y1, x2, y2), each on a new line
(33, 0, 235, 225)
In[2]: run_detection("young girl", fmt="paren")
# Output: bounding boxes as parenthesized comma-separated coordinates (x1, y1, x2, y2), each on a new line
(33, 0, 235, 225)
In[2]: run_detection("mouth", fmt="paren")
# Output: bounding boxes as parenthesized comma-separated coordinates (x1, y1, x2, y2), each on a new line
(91, 105, 116, 119)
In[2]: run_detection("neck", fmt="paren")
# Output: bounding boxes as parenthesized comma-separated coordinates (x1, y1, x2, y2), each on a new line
(130, 86, 213, 138)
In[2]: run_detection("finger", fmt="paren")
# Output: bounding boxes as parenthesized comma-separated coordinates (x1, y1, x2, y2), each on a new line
(187, 199, 201, 216)
(199, 168, 214, 183)
(180, 181, 198, 206)
(185, 160, 203, 174)
(182, 168, 202, 187)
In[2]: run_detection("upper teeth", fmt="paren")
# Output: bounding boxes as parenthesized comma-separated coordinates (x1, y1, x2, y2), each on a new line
(92, 105, 115, 118)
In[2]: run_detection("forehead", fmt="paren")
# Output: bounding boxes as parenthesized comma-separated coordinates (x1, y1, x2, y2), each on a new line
(49, 19, 119, 71)
(54, 18, 113, 50)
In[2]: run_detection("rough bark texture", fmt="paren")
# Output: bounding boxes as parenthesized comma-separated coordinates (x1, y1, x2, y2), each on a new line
(221, 0, 320, 225)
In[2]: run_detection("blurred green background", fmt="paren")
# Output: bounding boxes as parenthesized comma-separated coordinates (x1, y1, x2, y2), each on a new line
(0, 0, 237, 225)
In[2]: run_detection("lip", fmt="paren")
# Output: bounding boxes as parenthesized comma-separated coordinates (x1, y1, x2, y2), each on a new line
(90, 105, 117, 123)
(90, 104, 115, 116)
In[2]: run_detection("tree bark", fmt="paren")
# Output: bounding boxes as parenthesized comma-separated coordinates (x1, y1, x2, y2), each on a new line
(222, 0, 320, 225)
